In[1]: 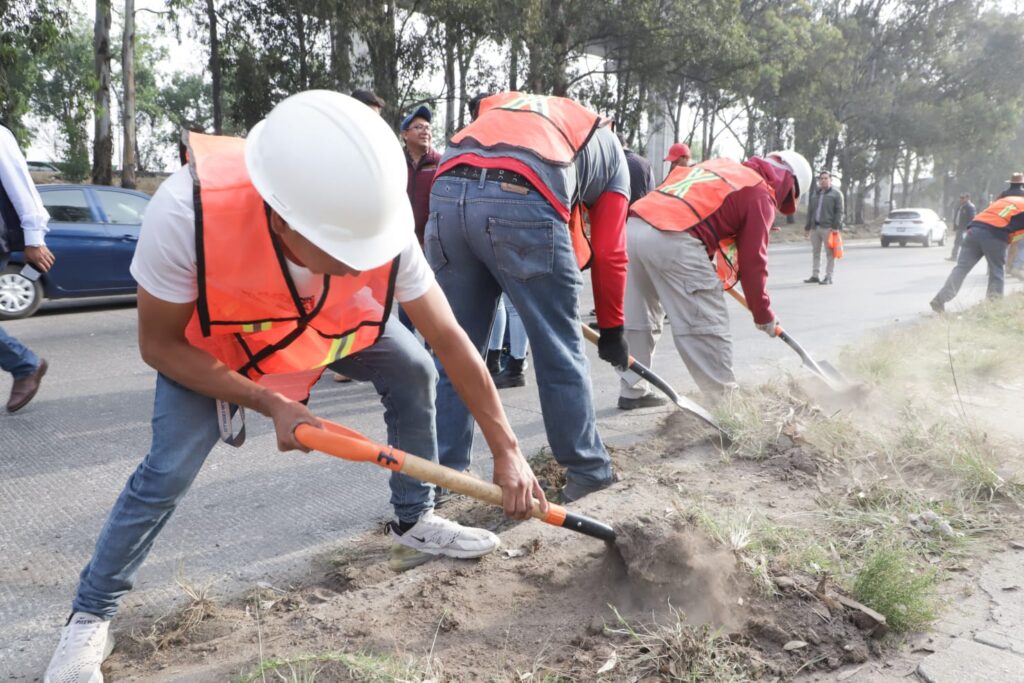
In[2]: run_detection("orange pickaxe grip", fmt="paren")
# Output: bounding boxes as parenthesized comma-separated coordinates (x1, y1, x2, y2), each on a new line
(294, 420, 614, 542)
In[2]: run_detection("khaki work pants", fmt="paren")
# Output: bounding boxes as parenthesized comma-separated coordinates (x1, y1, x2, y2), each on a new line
(809, 226, 836, 278)
(621, 216, 738, 398)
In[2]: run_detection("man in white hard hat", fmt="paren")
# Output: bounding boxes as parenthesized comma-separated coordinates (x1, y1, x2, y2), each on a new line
(43, 91, 546, 683)
(618, 151, 811, 403)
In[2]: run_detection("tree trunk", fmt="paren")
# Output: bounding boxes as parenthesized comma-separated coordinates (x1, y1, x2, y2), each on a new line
(92, 0, 113, 186)
(329, 9, 352, 90)
(824, 135, 838, 173)
(443, 36, 455, 135)
(456, 38, 477, 131)
(295, 7, 308, 90)
(121, 0, 136, 189)
(207, 0, 222, 134)
(509, 36, 519, 90)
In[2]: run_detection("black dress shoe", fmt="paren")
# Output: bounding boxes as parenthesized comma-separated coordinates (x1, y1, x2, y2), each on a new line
(819, 275, 833, 285)
(803, 275, 820, 283)
(617, 393, 668, 410)
(493, 357, 527, 389)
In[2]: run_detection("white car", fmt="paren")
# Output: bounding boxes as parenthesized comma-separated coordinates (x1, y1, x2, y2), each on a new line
(880, 208, 947, 248)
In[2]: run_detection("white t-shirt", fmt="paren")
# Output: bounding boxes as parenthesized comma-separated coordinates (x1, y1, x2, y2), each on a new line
(130, 166, 434, 305)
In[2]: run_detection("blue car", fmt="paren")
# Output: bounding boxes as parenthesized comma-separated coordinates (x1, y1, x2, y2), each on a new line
(0, 184, 150, 319)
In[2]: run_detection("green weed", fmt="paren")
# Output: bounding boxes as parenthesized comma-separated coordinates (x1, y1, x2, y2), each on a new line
(851, 545, 939, 633)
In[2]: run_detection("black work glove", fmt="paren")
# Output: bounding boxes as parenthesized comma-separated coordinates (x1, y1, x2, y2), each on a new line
(597, 326, 630, 369)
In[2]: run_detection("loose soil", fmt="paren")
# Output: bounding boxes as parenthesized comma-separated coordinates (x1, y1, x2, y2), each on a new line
(103, 412, 893, 682)
(101, 297, 1024, 681)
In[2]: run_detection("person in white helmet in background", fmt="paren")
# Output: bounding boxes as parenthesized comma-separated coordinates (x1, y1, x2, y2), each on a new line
(44, 91, 546, 683)
(617, 151, 811, 406)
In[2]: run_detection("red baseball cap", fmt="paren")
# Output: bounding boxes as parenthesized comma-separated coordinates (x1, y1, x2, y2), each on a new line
(664, 143, 691, 162)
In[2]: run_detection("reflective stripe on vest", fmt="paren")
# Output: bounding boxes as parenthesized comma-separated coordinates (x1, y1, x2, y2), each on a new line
(182, 131, 397, 400)
(449, 92, 609, 167)
(974, 197, 1024, 242)
(631, 158, 769, 289)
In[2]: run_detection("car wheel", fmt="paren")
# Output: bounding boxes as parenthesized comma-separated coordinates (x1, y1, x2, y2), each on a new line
(938, 232, 946, 246)
(899, 240, 908, 247)
(923, 234, 931, 248)
(881, 238, 890, 248)
(0, 265, 44, 320)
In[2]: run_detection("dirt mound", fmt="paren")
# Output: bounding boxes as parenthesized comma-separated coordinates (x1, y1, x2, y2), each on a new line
(104, 430, 884, 682)
(615, 517, 741, 626)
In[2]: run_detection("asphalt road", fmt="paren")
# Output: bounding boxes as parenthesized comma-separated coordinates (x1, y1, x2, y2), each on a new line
(0, 238, 1010, 678)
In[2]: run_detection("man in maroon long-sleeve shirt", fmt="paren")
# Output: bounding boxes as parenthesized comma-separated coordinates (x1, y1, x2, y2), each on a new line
(400, 105, 441, 246)
(619, 151, 810, 403)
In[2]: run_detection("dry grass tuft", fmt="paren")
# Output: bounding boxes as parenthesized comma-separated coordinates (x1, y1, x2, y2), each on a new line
(132, 572, 216, 654)
(606, 605, 750, 682)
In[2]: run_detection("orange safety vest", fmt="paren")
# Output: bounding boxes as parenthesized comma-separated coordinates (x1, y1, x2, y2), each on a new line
(631, 158, 769, 290)
(182, 131, 398, 402)
(974, 196, 1024, 242)
(449, 92, 611, 270)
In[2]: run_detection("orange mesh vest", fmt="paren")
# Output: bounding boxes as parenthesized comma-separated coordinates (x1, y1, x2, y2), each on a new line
(449, 92, 611, 270)
(183, 131, 397, 401)
(974, 196, 1024, 242)
(631, 158, 769, 290)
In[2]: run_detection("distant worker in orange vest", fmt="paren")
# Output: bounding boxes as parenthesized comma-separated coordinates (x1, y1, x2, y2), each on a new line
(618, 152, 811, 404)
(43, 91, 546, 683)
(930, 186, 1024, 312)
(428, 92, 632, 503)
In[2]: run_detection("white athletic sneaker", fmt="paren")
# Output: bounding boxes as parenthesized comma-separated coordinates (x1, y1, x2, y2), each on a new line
(388, 511, 500, 560)
(44, 612, 114, 683)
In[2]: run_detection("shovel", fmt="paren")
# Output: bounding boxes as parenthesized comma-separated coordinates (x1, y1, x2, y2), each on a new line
(294, 419, 616, 542)
(725, 288, 851, 392)
(579, 324, 724, 434)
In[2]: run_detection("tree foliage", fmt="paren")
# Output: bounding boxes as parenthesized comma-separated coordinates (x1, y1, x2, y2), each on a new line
(9, 0, 1022, 216)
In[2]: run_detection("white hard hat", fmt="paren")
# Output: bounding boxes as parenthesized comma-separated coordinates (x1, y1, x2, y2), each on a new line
(245, 90, 413, 271)
(767, 150, 812, 205)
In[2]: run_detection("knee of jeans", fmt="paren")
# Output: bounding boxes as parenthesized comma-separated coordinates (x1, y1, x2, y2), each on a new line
(129, 461, 198, 509)
(398, 351, 439, 402)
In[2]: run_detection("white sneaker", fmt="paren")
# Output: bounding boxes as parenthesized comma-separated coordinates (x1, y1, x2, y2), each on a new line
(388, 510, 500, 559)
(44, 612, 114, 683)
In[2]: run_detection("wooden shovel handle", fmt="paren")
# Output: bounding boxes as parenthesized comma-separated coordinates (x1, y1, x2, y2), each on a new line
(295, 421, 615, 542)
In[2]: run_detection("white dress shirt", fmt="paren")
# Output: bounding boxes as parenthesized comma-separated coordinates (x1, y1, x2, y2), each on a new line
(0, 126, 49, 247)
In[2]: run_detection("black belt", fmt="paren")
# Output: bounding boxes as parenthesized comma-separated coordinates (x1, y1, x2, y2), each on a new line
(440, 164, 534, 190)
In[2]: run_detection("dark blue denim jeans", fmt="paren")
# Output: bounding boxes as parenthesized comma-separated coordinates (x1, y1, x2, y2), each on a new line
(425, 172, 612, 490)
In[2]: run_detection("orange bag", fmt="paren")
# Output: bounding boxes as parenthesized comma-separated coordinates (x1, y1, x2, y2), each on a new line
(828, 230, 844, 259)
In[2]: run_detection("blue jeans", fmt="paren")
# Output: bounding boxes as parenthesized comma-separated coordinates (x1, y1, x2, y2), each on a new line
(425, 172, 611, 489)
(73, 318, 435, 619)
(488, 294, 530, 359)
(0, 255, 40, 379)
(934, 226, 1007, 303)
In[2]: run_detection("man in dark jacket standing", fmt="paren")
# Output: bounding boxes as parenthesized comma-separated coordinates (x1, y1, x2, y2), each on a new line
(803, 171, 844, 285)
(948, 193, 976, 261)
